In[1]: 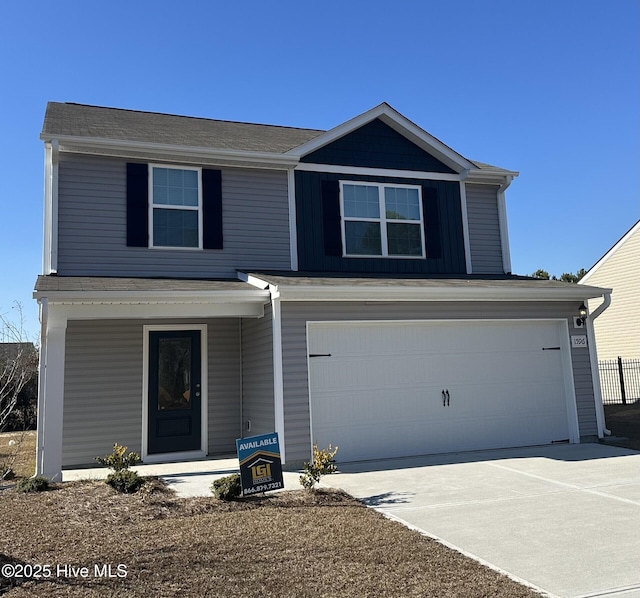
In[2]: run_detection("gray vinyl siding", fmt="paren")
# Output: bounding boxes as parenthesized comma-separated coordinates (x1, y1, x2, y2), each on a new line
(56, 153, 291, 277)
(465, 184, 504, 274)
(570, 346, 598, 437)
(241, 304, 275, 437)
(280, 301, 598, 462)
(207, 320, 242, 454)
(62, 318, 241, 467)
(63, 320, 142, 466)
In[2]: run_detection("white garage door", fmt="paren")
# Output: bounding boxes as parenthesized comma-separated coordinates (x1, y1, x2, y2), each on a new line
(308, 320, 576, 462)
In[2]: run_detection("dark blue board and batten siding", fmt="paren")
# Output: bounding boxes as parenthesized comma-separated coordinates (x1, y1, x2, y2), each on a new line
(295, 170, 467, 274)
(300, 118, 457, 173)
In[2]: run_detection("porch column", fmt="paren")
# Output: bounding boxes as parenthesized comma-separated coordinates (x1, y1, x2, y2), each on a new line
(36, 302, 67, 481)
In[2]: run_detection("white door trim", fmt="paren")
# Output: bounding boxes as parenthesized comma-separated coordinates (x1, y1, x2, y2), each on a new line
(142, 324, 208, 462)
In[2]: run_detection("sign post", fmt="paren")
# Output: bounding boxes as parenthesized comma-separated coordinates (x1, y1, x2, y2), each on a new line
(236, 432, 284, 496)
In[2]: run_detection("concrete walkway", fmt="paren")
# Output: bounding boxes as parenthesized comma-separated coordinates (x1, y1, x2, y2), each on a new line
(63, 443, 640, 597)
(320, 444, 640, 598)
(62, 456, 302, 497)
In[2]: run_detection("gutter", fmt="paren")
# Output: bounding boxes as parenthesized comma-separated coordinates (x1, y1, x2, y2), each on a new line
(42, 135, 300, 169)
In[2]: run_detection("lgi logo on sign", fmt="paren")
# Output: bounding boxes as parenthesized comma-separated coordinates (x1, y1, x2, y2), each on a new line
(236, 432, 284, 496)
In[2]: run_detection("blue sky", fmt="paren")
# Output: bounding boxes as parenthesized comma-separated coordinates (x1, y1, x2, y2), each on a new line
(1, 1, 638, 339)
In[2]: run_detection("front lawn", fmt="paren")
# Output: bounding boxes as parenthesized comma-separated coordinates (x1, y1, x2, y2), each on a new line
(604, 403, 640, 451)
(0, 431, 36, 482)
(0, 479, 539, 597)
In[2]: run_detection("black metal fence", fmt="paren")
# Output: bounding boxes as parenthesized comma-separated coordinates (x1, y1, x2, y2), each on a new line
(599, 357, 640, 405)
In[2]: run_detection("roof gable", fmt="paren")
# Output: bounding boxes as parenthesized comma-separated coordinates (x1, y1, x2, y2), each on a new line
(288, 103, 474, 174)
(299, 118, 457, 173)
(580, 220, 640, 284)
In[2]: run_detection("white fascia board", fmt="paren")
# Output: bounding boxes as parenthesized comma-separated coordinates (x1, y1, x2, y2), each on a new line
(286, 103, 475, 174)
(237, 272, 271, 290)
(580, 220, 640, 284)
(33, 289, 270, 304)
(274, 284, 611, 303)
(294, 162, 461, 181)
(464, 169, 520, 184)
(34, 301, 265, 321)
(44, 135, 299, 169)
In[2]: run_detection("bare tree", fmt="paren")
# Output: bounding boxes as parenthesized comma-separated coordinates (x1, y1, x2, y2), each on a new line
(1, 303, 38, 480)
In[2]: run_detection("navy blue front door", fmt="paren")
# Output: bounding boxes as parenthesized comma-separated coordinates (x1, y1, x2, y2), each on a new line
(148, 330, 201, 454)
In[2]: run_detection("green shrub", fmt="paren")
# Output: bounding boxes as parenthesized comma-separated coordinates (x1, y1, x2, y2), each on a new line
(16, 476, 50, 493)
(96, 443, 140, 472)
(211, 473, 242, 500)
(106, 470, 145, 494)
(300, 444, 338, 490)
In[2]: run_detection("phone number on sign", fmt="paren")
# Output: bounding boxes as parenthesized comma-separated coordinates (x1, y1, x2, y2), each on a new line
(243, 482, 283, 495)
(1, 563, 128, 579)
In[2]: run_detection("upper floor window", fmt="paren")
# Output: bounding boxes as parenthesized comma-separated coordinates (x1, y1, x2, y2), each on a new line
(150, 166, 202, 249)
(340, 182, 425, 257)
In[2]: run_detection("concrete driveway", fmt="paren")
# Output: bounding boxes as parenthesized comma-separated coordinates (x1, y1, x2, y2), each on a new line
(320, 443, 640, 598)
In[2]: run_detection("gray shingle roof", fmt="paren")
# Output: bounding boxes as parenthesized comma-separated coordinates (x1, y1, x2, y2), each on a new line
(42, 102, 325, 153)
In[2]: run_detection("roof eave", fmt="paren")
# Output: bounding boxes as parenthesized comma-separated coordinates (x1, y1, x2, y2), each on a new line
(243, 278, 610, 303)
(41, 134, 300, 169)
(33, 289, 271, 304)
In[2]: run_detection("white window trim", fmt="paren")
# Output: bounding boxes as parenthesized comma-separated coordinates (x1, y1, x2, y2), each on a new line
(339, 181, 426, 259)
(148, 164, 203, 250)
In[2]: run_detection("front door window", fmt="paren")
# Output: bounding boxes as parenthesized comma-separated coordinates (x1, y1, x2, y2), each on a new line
(157, 336, 192, 411)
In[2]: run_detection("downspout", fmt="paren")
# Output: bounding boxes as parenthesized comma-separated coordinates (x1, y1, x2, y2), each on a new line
(587, 292, 612, 437)
(497, 176, 513, 274)
(35, 298, 48, 476)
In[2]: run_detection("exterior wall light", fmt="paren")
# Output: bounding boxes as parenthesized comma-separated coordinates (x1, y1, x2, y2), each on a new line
(578, 302, 588, 326)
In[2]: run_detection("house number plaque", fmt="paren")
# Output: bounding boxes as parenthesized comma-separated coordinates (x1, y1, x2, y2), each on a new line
(571, 335, 588, 348)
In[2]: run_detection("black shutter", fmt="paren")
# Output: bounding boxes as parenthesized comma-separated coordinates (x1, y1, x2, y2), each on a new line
(202, 169, 223, 250)
(422, 186, 441, 259)
(126, 163, 149, 247)
(321, 180, 342, 257)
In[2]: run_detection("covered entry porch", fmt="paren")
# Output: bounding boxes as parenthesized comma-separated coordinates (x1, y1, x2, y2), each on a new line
(34, 276, 276, 481)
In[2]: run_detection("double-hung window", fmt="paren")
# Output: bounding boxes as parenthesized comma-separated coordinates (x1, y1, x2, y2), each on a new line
(340, 182, 425, 257)
(150, 165, 202, 249)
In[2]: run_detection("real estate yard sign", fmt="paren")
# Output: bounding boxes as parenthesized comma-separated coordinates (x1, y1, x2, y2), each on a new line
(236, 432, 284, 496)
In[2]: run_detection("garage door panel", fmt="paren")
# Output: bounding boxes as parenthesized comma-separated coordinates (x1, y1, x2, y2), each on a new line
(308, 320, 573, 463)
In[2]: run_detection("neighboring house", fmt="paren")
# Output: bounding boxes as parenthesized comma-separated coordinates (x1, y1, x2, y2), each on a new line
(35, 102, 611, 480)
(580, 221, 640, 361)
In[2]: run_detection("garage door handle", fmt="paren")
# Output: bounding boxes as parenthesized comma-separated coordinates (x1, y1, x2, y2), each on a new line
(309, 354, 332, 358)
(442, 390, 450, 407)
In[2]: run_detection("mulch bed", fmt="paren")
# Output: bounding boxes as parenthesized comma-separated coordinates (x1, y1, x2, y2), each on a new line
(0, 480, 540, 597)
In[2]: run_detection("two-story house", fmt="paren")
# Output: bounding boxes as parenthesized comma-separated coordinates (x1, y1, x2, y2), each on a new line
(34, 102, 611, 480)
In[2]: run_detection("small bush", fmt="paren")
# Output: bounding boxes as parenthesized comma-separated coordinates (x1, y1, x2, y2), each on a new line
(106, 470, 145, 494)
(96, 443, 140, 472)
(212, 473, 242, 500)
(300, 444, 338, 490)
(16, 476, 50, 493)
